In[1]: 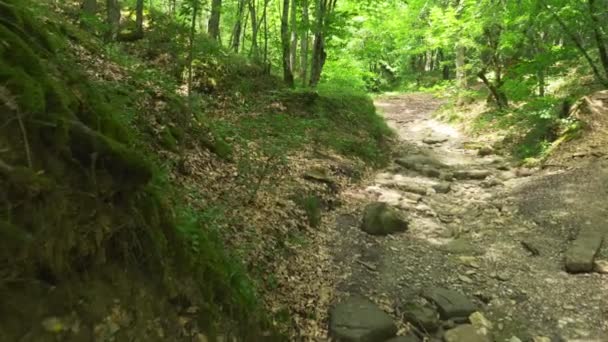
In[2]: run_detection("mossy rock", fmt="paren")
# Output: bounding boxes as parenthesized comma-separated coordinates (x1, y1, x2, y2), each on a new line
(361, 202, 409, 236)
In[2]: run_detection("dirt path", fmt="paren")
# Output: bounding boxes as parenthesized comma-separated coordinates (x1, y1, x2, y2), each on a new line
(325, 93, 608, 341)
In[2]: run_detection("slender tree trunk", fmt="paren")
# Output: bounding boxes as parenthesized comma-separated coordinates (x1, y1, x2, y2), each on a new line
(299, 0, 309, 85)
(134, 0, 144, 38)
(281, 0, 295, 85)
(289, 0, 298, 73)
(231, 0, 247, 52)
(208, 0, 222, 41)
(106, 0, 121, 41)
(263, 0, 270, 71)
(187, 2, 199, 98)
(588, 0, 608, 77)
(477, 69, 508, 108)
(249, 0, 260, 60)
(309, 0, 327, 87)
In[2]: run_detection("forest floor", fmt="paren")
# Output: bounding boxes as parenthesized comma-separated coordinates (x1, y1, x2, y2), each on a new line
(317, 93, 608, 341)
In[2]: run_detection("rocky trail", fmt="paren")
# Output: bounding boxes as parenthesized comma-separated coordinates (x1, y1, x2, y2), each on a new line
(323, 94, 608, 342)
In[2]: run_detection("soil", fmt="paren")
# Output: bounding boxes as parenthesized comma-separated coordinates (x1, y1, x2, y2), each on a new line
(321, 93, 608, 341)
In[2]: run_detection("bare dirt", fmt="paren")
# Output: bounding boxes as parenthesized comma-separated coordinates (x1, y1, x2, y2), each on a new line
(322, 93, 608, 341)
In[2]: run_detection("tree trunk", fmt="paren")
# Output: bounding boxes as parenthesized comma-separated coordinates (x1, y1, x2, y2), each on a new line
(187, 2, 199, 98)
(134, 0, 144, 38)
(299, 0, 309, 85)
(106, 0, 121, 41)
(588, 0, 608, 78)
(231, 0, 247, 52)
(281, 0, 294, 86)
(263, 0, 270, 71)
(208, 0, 222, 41)
(309, 0, 327, 87)
(249, 0, 260, 61)
(289, 0, 298, 73)
(477, 70, 508, 108)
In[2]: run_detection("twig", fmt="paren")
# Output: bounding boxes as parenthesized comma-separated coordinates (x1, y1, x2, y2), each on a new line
(355, 259, 378, 272)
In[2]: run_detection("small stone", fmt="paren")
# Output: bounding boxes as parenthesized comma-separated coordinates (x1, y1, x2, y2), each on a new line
(563, 304, 575, 310)
(385, 334, 421, 342)
(453, 170, 491, 180)
(329, 297, 398, 342)
(443, 324, 491, 342)
(593, 260, 608, 274)
(481, 178, 503, 188)
(433, 182, 452, 194)
(532, 336, 551, 342)
(515, 168, 534, 177)
(478, 146, 494, 156)
(423, 136, 448, 144)
(494, 271, 511, 281)
(422, 288, 477, 320)
(458, 274, 474, 284)
(508, 337, 523, 342)
(361, 202, 409, 236)
(441, 239, 482, 255)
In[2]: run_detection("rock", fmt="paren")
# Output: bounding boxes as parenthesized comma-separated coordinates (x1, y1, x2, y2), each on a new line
(478, 146, 494, 156)
(385, 334, 421, 342)
(453, 170, 491, 180)
(423, 137, 448, 145)
(508, 337, 523, 342)
(361, 202, 409, 236)
(593, 260, 608, 274)
(469, 312, 493, 335)
(432, 182, 451, 194)
(303, 168, 337, 190)
(481, 178, 503, 188)
(441, 239, 482, 255)
(422, 288, 477, 320)
(394, 183, 428, 196)
(532, 337, 551, 342)
(400, 302, 440, 333)
(421, 166, 442, 178)
(443, 324, 491, 342)
(329, 297, 398, 342)
(565, 228, 604, 273)
(395, 155, 447, 170)
(515, 168, 534, 177)
(458, 274, 474, 284)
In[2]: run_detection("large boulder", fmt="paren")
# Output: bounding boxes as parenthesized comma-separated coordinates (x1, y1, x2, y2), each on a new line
(361, 202, 409, 236)
(329, 297, 398, 342)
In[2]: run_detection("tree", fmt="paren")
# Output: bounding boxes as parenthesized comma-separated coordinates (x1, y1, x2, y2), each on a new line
(208, 0, 222, 41)
(289, 0, 298, 73)
(106, 0, 121, 41)
(135, 0, 145, 39)
(299, 0, 309, 85)
(281, 0, 295, 85)
(231, 0, 247, 52)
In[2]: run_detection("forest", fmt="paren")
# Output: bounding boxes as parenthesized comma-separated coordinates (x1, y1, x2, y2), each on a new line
(1, 0, 607, 340)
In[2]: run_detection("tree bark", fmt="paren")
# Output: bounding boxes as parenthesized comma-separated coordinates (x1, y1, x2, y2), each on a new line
(134, 0, 144, 38)
(106, 0, 121, 41)
(477, 69, 508, 108)
(187, 2, 199, 98)
(231, 0, 247, 52)
(281, 0, 295, 86)
(588, 0, 608, 77)
(208, 0, 222, 41)
(249, 0, 260, 60)
(309, 0, 327, 87)
(299, 0, 309, 85)
(289, 0, 298, 73)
